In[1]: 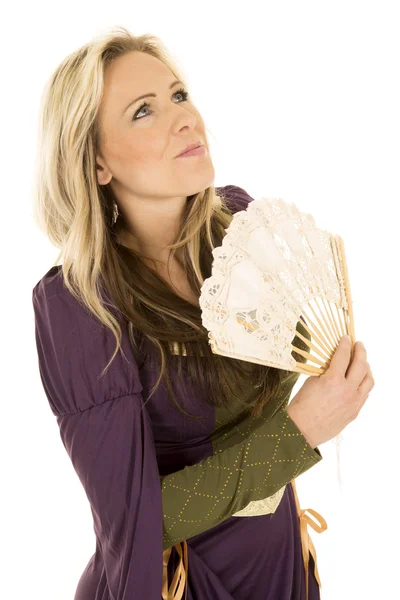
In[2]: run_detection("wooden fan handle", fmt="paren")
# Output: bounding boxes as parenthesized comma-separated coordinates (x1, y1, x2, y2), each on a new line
(337, 235, 355, 344)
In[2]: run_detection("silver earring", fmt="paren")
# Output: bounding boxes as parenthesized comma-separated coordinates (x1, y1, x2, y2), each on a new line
(112, 203, 119, 225)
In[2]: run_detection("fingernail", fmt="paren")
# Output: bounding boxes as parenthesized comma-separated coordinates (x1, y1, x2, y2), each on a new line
(343, 335, 351, 342)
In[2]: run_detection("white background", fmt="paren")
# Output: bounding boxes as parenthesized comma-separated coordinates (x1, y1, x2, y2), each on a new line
(3, 1, 399, 598)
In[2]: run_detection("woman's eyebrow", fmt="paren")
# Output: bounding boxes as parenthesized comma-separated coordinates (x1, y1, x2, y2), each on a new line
(122, 79, 184, 115)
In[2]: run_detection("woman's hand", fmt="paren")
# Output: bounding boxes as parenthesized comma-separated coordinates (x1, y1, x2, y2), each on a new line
(286, 336, 375, 449)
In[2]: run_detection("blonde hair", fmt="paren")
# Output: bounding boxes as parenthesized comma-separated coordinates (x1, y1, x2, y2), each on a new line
(33, 25, 306, 420)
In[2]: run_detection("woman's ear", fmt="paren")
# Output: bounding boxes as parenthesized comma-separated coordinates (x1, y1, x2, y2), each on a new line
(96, 156, 113, 185)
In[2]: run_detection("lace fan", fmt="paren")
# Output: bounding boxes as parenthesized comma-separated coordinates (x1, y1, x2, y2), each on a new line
(199, 197, 355, 376)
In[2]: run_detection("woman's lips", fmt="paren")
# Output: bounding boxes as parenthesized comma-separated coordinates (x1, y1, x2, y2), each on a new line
(177, 145, 206, 157)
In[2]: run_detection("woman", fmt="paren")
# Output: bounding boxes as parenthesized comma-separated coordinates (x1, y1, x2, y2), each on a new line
(32, 26, 326, 599)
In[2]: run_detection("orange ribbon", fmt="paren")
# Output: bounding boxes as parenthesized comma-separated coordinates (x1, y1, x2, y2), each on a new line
(162, 480, 327, 600)
(162, 540, 188, 600)
(290, 478, 328, 600)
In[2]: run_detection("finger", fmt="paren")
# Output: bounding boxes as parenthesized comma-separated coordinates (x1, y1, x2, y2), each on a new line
(357, 362, 374, 393)
(346, 342, 368, 387)
(326, 336, 353, 379)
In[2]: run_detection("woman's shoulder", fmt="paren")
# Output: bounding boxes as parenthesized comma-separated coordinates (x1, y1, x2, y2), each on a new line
(216, 184, 255, 213)
(32, 265, 143, 417)
(32, 264, 63, 297)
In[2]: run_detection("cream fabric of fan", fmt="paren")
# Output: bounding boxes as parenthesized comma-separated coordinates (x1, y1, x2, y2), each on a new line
(199, 197, 347, 373)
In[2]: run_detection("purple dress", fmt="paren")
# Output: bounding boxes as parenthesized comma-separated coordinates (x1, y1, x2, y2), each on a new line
(32, 185, 325, 599)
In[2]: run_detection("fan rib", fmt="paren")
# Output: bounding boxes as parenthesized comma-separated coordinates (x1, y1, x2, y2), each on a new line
(291, 345, 326, 367)
(338, 236, 355, 342)
(294, 330, 330, 363)
(299, 311, 332, 357)
(295, 362, 324, 375)
(314, 296, 338, 348)
(323, 296, 342, 342)
(334, 302, 346, 339)
(306, 302, 336, 355)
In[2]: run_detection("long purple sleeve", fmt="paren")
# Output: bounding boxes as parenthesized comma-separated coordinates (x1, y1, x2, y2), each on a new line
(32, 275, 166, 598)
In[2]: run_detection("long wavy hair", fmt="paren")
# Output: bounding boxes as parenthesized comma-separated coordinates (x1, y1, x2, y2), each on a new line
(33, 25, 306, 421)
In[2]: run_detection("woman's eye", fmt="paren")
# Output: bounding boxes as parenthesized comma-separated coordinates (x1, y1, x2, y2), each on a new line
(132, 88, 189, 121)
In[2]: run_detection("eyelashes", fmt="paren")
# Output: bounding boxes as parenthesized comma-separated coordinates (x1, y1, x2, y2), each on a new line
(132, 87, 190, 121)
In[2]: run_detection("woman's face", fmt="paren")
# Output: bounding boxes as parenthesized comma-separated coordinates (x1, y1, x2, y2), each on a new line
(96, 50, 215, 202)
